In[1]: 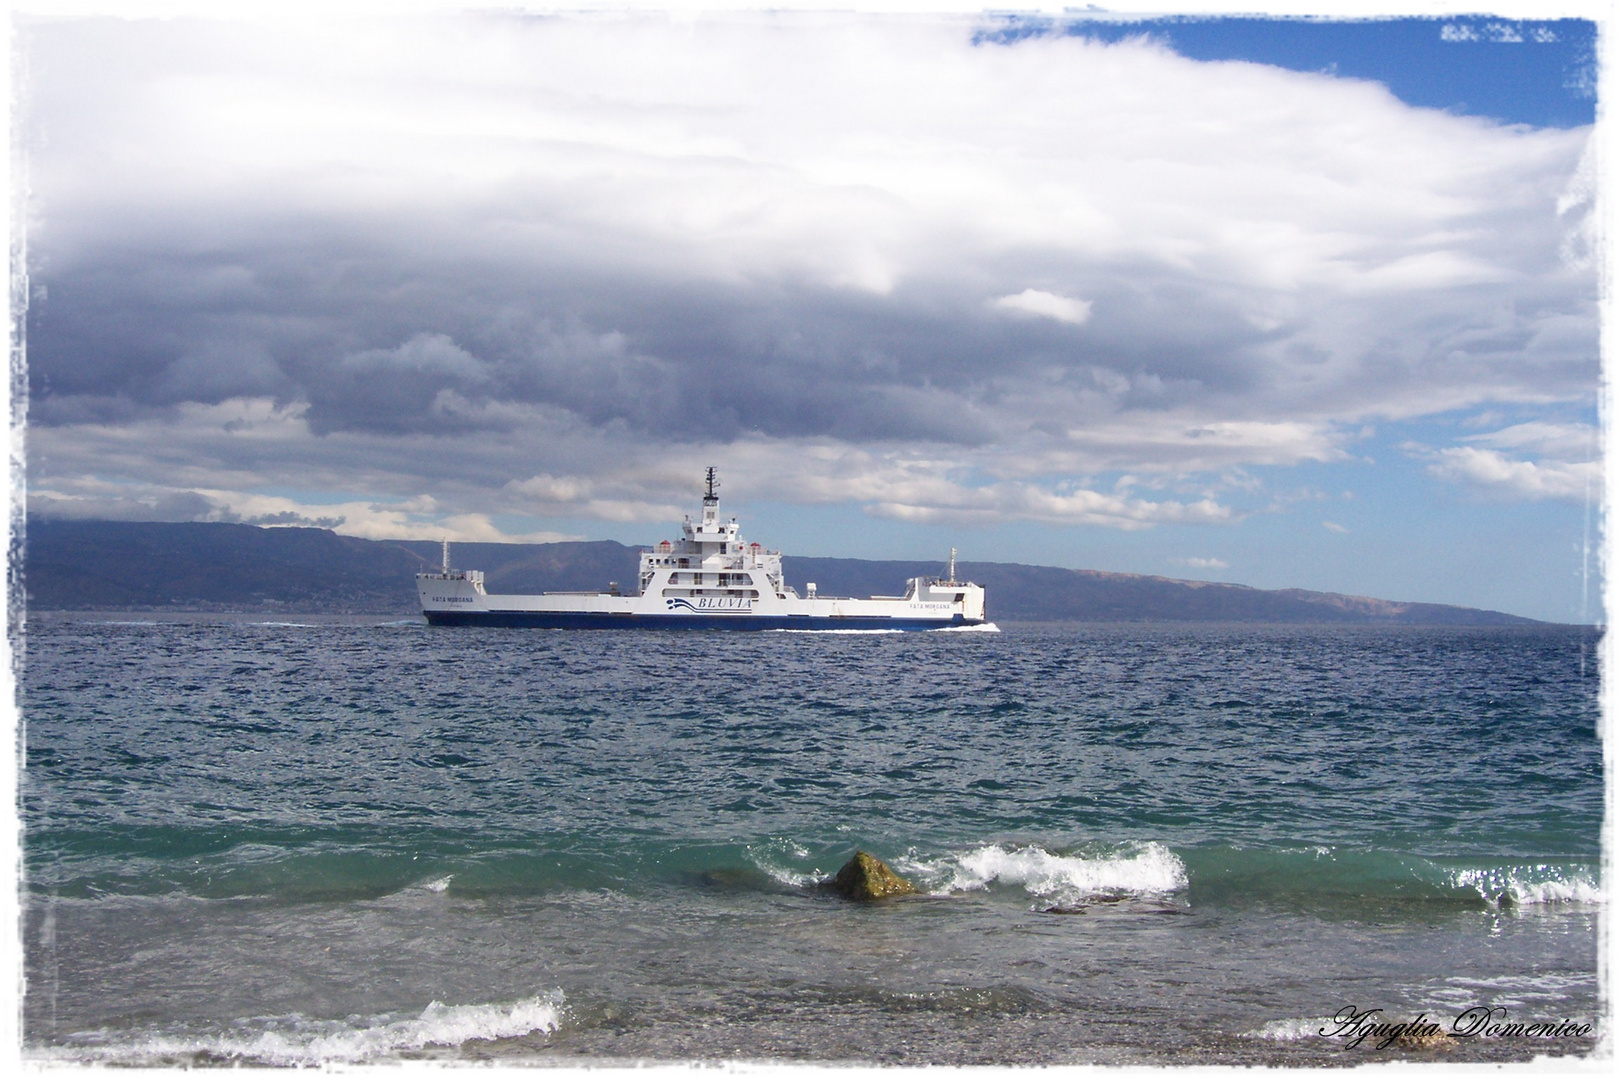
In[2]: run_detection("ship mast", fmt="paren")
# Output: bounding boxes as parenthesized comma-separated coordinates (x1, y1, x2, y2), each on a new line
(948, 546, 957, 585)
(704, 466, 719, 506)
(442, 538, 450, 575)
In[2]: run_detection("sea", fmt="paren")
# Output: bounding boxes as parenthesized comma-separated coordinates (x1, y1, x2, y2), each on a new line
(17, 614, 1606, 1067)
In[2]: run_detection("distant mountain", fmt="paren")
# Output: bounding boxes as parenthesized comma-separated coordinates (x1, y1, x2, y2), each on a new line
(19, 521, 646, 613)
(22, 520, 433, 612)
(784, 558, 1538, 626)
(19, 519, 1541, 625)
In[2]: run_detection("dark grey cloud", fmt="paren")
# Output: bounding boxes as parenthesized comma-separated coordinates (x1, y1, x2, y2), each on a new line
(27, 490, 217, 522)
(24, 207, 1326, 449)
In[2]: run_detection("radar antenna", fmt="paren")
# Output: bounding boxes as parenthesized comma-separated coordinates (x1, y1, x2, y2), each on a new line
(704, 466, 719, 505)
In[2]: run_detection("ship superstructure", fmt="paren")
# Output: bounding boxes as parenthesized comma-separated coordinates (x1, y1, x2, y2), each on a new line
(417, 468, 987, 630)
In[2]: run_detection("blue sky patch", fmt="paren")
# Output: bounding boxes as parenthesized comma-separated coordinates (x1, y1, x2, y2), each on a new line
(976, 15, 1596, 129)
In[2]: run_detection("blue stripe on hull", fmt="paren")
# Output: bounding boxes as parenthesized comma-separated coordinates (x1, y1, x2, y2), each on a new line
(423, 610, 973, 631)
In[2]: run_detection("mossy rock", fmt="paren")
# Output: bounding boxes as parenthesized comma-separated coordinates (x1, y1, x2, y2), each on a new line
(1394, 1030, 1453, 1052)
(829, 850, 917, 902)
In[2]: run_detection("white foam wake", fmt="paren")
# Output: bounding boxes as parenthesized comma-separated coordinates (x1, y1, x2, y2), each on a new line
(933, 622, 1001, 632)
(1451, 865, 1604, 906)
(899, 842, 1188, 904)
(39, 994, 563, 1066)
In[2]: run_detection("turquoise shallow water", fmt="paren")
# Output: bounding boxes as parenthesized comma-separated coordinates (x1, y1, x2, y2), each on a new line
(20, 615, 1604, 1064)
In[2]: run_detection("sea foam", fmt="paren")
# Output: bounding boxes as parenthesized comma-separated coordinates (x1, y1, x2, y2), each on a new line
(40, 994, 563, 1067)
(1246, 1016, 1333, 1042)
(901, 842, 1188, 904)
(1450, 864, 1604, 906)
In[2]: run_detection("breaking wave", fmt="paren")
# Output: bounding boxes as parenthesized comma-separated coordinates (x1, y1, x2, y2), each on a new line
(1449, 864, 1603, 906)
(746, 838, 821, 887)
(35, 994, 563, 1066)
(898, 842, 1188, 905)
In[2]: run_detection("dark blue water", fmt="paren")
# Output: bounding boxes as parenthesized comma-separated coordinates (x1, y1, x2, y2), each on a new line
(20, 616, 1603, 1064)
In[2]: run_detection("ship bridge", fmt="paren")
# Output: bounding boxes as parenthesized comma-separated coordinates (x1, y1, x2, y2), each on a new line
(638, 467, 787, 599)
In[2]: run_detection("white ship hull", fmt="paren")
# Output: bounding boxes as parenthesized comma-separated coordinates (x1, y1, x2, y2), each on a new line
(419, 469, 987, 631)
(418, 574, 986, 630)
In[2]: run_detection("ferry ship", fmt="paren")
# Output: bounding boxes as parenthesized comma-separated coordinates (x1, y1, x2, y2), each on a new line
(417, 469, 988, 630)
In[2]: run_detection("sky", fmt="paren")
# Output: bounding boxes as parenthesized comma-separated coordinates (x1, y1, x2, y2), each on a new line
(11, 3, 1605, 622)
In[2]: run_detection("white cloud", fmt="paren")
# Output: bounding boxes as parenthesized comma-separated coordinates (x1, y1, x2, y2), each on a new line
(187, 491, 577, 542)
(1322, 521, 1349, 533)
(1169, 556, 1229, 569)
(1339, 250, 1512, 293)
(1047, 418, 1348, 474)
(992, 289, 1093, 325)
(1424, 446, 1598, 501)
(26, 481, 578, 543)
(867, 485, 1233, 529)
(505, 474, 686, 523)
(1464, 421, 1596, 459)
(1409, 420, 1598, 503)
